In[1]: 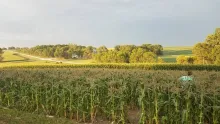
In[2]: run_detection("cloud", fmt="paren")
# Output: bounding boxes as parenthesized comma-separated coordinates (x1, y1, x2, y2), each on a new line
(0, 0, 220, 47)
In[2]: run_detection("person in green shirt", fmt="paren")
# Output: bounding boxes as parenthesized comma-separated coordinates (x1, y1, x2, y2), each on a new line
(179, 71, 193, 81)
(179, 71, 194, 89)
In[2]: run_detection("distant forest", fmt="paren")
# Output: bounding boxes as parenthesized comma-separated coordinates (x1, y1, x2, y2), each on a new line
(14, 44, 164, 63)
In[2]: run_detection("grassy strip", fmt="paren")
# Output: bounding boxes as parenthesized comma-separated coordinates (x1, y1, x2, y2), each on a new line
(2, 51, 27, 62)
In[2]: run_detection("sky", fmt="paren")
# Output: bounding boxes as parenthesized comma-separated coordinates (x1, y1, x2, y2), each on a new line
(0, 0, 219, 48)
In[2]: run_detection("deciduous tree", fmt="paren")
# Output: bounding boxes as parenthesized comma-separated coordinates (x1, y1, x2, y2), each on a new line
(193, 28, 220, 64)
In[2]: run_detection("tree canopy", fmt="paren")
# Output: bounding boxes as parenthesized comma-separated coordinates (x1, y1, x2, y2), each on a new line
(192, 28, 220, 64)
(176, 56, 196, 64)
(94, 44, 162, 63)
(17, 44, 91, 59)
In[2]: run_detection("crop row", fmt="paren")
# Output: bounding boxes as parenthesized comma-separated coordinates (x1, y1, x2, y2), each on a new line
(1, 63, 220, 71)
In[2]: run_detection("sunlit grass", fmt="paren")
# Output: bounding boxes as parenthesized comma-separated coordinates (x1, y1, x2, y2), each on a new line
(2, 51, 26, 62)
(1, 50, 94, 65)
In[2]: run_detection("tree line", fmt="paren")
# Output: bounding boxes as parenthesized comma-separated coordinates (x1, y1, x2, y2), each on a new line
(17, 44, 95, 59)
(16, 44, 163, 63)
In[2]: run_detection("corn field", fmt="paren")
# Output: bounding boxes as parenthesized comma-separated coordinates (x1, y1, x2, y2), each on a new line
(0, 68, 220, 124)
(1, 63, 220, 71)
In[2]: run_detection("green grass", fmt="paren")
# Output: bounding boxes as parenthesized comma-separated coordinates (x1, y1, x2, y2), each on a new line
(2, 51, 45, 63)
(1, 52, 55, 66)
(0, 107, 74, 124)
(1, 51, 93, 66)
(161, 46, 193, 63)
(2, 51, 27, 62)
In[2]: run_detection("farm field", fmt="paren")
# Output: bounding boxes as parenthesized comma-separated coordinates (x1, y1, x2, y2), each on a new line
(0, 1, 218, 123)
(1, 50, 55, 65)
(2, 50, 28, 62)
(1, 50, 93, 66)
(0, 68, 219, 123)
(0, 47, 218, 124)
(161, 46, 193, 63)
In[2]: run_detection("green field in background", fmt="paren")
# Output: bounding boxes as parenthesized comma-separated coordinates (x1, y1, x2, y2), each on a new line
(161, 46, 193, 63)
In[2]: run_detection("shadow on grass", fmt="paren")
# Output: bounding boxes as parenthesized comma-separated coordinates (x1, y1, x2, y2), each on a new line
(2, 59, 36, 63)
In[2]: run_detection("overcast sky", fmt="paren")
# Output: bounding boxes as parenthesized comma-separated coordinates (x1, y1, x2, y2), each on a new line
(0, 0, 219, 48)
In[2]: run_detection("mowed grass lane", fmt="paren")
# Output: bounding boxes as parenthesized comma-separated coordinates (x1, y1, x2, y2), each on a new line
(1, 50, 57, 65)
(2, 50, 27, 62)
(1, 50, 94, 65)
